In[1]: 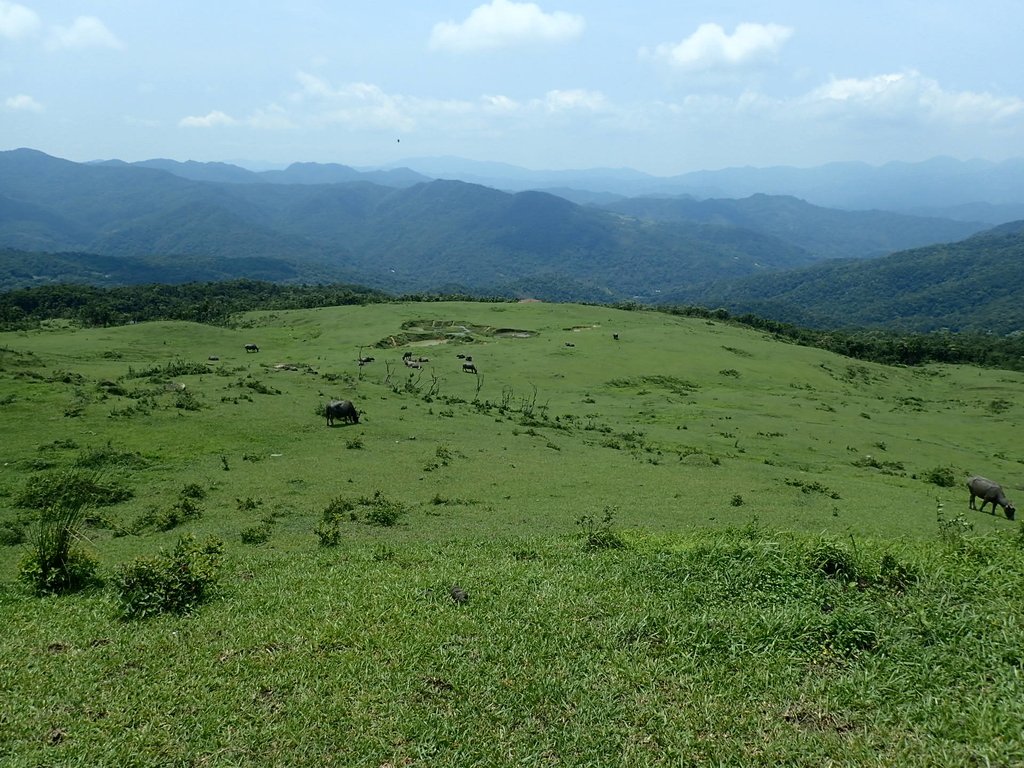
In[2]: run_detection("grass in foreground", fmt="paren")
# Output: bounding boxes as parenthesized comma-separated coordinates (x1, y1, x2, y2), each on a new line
(2, 521, 1023, 767)
(2, 301, 1023, 765)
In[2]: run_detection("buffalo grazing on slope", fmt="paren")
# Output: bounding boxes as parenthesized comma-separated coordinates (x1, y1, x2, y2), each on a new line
(968, 475, 1016, 520)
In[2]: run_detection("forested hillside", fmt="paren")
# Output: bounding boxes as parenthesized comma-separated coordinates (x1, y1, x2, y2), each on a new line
(673, 223, 1024, 334)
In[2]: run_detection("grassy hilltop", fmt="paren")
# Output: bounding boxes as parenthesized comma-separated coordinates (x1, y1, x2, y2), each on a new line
(2, 300, 1023, 765)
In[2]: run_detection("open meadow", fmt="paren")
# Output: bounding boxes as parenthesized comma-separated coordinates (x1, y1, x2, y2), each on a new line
(2, 300, 1023, 766)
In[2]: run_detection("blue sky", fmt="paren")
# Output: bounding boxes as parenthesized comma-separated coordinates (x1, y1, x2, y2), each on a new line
(2, 1, 1022, 174)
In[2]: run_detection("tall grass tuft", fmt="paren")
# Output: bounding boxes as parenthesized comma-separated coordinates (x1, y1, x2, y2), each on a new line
(18, 486, 100, 595)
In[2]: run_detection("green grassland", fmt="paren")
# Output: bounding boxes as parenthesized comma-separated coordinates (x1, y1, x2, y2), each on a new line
(2, 301, 1023, 766)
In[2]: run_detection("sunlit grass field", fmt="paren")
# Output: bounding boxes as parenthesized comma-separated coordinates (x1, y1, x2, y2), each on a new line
(2, 301, 1023, 765)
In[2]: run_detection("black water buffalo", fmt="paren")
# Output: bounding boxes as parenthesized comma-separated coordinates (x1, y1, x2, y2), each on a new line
(462, 361, 477, 374)
(244, 343, 259, 353)
(326, 399, 359, 426)
(968, 475, 1016, 520)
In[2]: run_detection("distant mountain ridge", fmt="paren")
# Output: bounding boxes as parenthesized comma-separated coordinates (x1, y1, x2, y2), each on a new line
(379, 155, 1024, 224)
(96, 157, 431, 188)
(96, 152, 1024, 223)
(3, 147, 988, 300)
(1, 148, 1022, 335)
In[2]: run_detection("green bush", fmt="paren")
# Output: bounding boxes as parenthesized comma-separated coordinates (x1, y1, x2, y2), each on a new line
(314, 520, 342, 547)
(924, 465, 958, 488)
(111, 534, 224, 619)
(362, 493, 407, 527)
(19, 545, 99, 595)
(240, 521, 273, 545)
(180, 483, 207, 500)
(0, 520, 26, 546)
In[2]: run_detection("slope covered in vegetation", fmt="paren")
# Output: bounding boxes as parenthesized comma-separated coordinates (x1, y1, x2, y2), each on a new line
(1, 301, 1022, 765)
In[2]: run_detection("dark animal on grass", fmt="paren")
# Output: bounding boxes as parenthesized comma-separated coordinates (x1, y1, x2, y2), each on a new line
(968, 475, 1016, 520)
(244, 343, 259, 353)
(358, 356, 375, 365)
(462, 362, 477, 374)
(326, 399, 359, 426)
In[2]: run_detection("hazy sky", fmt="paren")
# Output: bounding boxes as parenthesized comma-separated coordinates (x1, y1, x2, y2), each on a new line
(2, 1, 1022, 175)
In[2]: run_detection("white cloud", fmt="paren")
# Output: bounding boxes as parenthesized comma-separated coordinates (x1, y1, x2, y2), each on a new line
(542, 89, 607, 113)
(46, 16, 122, 50)
(645, 22, 792, 72)
(288, 73, 420, 132)
(429, 0, 584, 52)
(0, 1, 39, 39)
(5, 93, 42, 111)
(804, 70, 1024, 124)
(481, 94, 520, 114)
(179, 110, 237, 128)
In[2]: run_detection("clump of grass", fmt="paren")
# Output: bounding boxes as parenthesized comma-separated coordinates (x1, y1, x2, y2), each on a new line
(852, 454, 906, 475)
(321, 491, 408, 527)
(153, 497, 203, 532)
(785, 478, 841, 499)
(74, 443, 151, 470)
(111, 534, 224, 619)
(240, 521, 274, 545)
(126, 359, 210, 379)
(0, 520, 27, 546)
(133, 485, 205, 532)
(18, 511, 99, 595)
(15, 468, 133, 510)
(804, 538, 860, 582)
(936, 499, 974, 547)
(576, 507, 625, 551)
(17, 473, 105, 595)
(180, 483, 207, 500)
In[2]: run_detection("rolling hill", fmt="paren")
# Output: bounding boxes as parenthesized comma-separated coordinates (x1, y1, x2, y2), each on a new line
(2, 300, 1023, 764)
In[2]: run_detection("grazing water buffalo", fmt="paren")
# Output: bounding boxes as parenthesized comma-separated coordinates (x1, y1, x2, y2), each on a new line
(326, 399, 359, 426)
(244, 343, 259, 353)
(968, 475, 1016, 520)
(462, 361, 477, 374)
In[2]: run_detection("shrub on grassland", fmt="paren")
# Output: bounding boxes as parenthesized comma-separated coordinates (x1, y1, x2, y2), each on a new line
(111, 534, 224, 619)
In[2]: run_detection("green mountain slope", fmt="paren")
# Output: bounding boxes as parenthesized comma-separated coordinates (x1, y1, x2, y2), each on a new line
(674, 224, 1024, 334)
(602, 193, 985, 259)
(0, 150, 817, 297)
(0, 149, 990, 303)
